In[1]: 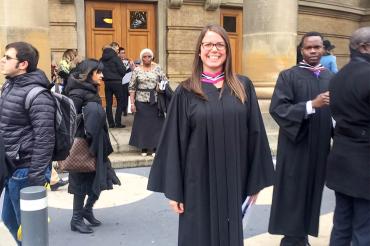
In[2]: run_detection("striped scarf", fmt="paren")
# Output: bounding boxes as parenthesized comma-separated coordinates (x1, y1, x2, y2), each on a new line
(299, 60, 326, 78)
(201, 71, 225, 84)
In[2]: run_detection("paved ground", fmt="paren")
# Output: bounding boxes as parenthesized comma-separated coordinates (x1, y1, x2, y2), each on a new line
(0, 166, 335, 246)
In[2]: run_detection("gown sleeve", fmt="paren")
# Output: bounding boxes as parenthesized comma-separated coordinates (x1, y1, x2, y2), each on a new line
(269, 70, 308, 143)
(147, 86, 190, 203)
(244, 78, 275, 196)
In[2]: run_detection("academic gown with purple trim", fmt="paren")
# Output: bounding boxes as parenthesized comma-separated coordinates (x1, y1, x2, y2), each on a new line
(147, 76, 274, 246)
(268, 66, 333, 237)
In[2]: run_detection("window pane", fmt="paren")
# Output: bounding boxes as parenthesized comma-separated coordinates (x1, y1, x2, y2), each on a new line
(223, 16, 236, 33)
(130, 11, 147, 29)
(95, 10, 113, 28)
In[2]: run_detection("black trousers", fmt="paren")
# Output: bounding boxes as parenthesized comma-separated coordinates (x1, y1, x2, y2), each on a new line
(330, 191, 370, 246)
(122, 83, 129, 115)
(104, 81, 124, 126)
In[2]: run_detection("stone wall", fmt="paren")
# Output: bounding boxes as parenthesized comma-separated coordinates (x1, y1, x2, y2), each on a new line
(361, 10, 370, 26)
(49, 0, 77, 65)
(221, 0, 242, 7)
(0, 0, 50, 85)
(360, 0, 370, 8)
(298, 0, 369, 68)
(297, 11, 359, 68)
(166, 3, 219, 84)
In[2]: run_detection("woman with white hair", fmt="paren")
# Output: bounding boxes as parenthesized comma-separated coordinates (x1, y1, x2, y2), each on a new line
(128, 48, 167, 156)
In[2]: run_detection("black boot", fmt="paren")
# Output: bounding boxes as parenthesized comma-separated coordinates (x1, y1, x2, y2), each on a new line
(70, 194, 93, 233)
(82, 194, 101, 226)
(280, 236, 308, 246)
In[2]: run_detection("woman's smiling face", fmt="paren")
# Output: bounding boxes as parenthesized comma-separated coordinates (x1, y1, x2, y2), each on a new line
(200, 31, 227, 73)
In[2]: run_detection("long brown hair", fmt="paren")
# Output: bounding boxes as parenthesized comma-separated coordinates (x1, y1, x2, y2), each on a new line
(182, 24, 246, 103)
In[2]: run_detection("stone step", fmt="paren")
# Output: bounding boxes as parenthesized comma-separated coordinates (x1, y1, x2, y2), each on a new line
(108, 113, 138, 153)
(110, 152, 154, 169)
(109, 126, 137, 153)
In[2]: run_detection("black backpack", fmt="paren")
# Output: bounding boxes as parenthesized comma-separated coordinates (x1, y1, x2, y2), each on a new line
(25, 87, 77, 161)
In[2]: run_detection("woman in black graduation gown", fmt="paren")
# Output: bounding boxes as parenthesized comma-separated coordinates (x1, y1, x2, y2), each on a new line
(147, 24, 275, 246)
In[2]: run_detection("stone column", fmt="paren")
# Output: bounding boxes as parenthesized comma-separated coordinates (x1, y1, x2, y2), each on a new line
(243, 0, 298, 99)
(75, 0, 86, 58)
(0, 0, 50, 85)
(157, 0, 167, 72)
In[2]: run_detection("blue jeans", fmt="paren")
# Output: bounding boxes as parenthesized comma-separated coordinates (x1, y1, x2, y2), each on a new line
(1, 168, 29, 246)
(44, 166, 51, 183)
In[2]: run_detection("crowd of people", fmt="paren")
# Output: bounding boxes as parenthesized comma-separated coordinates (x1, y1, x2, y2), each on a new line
(0, 24, 369, 246)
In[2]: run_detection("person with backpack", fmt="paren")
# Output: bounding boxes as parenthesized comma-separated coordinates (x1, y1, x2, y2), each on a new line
(64, 59, 120, 234)
(0, 41, 55, 245)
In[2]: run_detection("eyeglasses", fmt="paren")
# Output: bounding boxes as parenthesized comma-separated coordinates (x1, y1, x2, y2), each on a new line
(201, 42, 226, 51)
(142, 55, 152, 58)
(2, 55, 18, 61)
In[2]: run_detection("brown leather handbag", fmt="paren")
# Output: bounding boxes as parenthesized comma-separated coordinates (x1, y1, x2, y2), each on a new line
(57, 137, 96, 172)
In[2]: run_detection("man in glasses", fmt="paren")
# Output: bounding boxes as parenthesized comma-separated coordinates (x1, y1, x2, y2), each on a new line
(0, 42, 55, 245)
(326, 26, 370, 246)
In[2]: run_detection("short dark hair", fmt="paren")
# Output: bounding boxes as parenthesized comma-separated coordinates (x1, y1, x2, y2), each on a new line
(118, 47, 125, 53)
(5, 42, 39, 73)
(300, 32, 324, 45)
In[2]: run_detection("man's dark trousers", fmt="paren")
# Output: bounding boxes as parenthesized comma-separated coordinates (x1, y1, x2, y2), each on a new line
(330, 191, 370, 246)
(122, 83, 129, 115)
(104, 80, 124, 126)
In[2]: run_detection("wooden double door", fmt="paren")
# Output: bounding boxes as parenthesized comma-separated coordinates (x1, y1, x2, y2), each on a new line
(221, 8, 243, 74)
(85, 1, 156, 104)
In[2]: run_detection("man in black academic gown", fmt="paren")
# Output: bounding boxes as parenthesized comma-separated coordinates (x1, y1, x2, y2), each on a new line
(327, 27, 370, 246)
(268, 32, 333, 246)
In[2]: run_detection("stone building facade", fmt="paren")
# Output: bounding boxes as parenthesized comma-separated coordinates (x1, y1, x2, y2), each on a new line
(1, 0, 369, 99)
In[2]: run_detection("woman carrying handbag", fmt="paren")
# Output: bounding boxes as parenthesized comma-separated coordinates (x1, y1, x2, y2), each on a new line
(64, 59, 120, 234)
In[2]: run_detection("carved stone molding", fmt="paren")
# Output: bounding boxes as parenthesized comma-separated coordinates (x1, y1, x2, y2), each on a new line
(299, 5, 362, 21)
(205, 0, 221, 11)
(60, 0, 74, 3)
(169, 0, 183, 9)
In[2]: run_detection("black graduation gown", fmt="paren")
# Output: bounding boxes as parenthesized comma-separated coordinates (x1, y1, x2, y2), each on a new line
(148, 76, 274, 246)
(268, 66, 333, 237)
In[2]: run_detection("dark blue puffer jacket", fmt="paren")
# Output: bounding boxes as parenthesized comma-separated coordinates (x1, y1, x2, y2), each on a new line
(0, 69, 55, 186)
